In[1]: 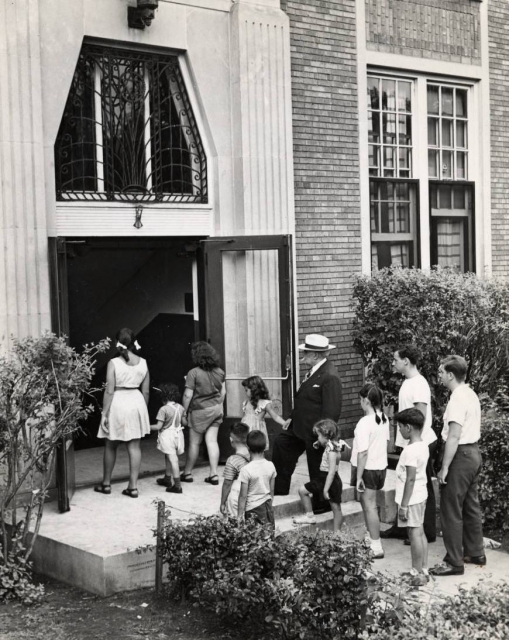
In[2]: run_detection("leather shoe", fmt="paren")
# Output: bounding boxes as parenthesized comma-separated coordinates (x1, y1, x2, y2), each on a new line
(464, 555, 487, 566)
(380, 525, 407, 540)
(429, 562, 464, 576)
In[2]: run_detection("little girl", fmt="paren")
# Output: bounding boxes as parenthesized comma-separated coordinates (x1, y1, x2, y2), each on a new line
(293, 419, 346, 532)
(351, 383, 390, 559)
(151, 383, 185, 494)
(241, 376, 288, 451)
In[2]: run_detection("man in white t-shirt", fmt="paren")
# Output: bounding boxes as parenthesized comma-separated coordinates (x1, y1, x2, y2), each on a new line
(430, 355, 485, 577)
(381, 345, 437, 543)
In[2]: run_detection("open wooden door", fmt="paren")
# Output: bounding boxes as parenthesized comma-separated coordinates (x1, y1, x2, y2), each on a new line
(48, 238, 75, 513)
(201, 235, 294, 455)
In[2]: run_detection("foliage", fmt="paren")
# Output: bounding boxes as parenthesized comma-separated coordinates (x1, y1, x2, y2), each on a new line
(0, 549, 44, 605)
(0, 332, 109, 603)
(159, 515, 372, 639)
(362, 580, 509, 639)
(351, 267, 509, 426)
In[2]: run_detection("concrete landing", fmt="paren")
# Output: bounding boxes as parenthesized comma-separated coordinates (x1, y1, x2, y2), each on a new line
(31, 457, 399, 596)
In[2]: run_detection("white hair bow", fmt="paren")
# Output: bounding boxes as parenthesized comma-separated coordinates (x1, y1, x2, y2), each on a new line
(116, 340, 141, 350)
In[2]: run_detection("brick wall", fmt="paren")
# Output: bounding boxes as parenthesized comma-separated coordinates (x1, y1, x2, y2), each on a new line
(366, 0, 481, 64)
(283, 0, 363, 435)
(489, 0, 509, 278)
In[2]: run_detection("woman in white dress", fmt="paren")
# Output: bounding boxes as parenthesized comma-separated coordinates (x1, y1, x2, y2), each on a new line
(94, 328, 150, 498)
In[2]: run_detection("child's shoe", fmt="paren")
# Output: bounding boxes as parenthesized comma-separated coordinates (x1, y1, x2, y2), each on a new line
(293, 513, 317, 525)
(166, 486, 183, 494)
(409, 572, 429, 587)
(156, 476, 173, 488)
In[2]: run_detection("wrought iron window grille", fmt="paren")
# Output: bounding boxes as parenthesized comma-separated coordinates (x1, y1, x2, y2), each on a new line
(55, 44, 207, 203)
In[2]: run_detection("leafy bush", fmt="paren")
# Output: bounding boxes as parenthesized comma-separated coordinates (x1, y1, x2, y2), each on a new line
(363, 580, 509, 640)
(0, 549, 44, 605)
(351, 267, 509, 426)
(160, 515, 372, 639)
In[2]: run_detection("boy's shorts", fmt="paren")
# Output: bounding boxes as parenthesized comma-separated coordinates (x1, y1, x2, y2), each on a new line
(304, 470, 343, 504)
(245, 499, 275, 528)
(397, 499, 427, 528)
(350, 467, 386, 491)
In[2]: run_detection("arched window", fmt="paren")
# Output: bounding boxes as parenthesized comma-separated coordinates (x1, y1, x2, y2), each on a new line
(55, 44, 207, 203)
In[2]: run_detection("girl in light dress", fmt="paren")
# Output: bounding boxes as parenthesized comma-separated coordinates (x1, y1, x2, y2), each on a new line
(241, 376, 288, 451)
(95, 328, 150, 498)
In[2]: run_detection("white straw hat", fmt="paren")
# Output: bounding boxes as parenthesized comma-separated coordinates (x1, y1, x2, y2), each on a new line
(298, 334, 336, 352)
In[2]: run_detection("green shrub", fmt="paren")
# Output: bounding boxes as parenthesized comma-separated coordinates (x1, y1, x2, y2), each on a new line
(160, 515, 372, 639)
(351, 267, 509, 425)
(363, 581, 509, 639)
(0, 549, 44, 605)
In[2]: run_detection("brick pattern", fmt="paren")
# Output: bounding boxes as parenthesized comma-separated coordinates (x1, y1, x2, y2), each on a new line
(489, 0, 509, 278)
(283, 0, 364, 435)
(366, 0, 481, 64)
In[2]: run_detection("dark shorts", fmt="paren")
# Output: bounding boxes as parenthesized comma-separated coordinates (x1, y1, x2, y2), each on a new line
(304, 471, 343, 505)
(350, 467, 386, 491)
(245, 499, 275, 528)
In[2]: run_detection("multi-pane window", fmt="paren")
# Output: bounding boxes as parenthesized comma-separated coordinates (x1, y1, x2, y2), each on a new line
(371, 180, 418, 270)
(55, 44, 207, 203)
(368, 76, 412, 178)
(427, 84, 468, 181)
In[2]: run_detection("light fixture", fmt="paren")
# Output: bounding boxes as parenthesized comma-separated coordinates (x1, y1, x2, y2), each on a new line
(128, 0, 159, 30)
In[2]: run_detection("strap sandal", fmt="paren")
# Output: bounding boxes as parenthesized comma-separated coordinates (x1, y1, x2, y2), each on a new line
(180, 472, 194, 483)
(94, 484, 111, 494)
(122, 487, 139, 498)
(204, 475, 219, 485)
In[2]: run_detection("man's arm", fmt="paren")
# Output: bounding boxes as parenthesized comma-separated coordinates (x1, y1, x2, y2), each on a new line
(321, 373, 343, 421)
(438, 422, 461, 485)
(414, 402, 427, 420)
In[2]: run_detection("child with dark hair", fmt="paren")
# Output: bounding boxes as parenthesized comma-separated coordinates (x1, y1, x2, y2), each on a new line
(351, 383, 390, 559)
(394, 407, 430, 586)
(241, 376, 289, 451)
(293, 419, 346, 532)
(151, 383, 185, 493)
(220, 422, 251, 517)
(238, 430, 277, 527)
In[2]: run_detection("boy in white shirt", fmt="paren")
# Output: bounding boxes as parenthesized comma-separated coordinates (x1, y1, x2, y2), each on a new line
(393, 408, 430, 587)
(238, 430, 277, 528)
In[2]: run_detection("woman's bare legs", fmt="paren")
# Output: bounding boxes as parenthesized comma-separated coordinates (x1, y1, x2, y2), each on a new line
(126, 438, 142, 489)
(204, 426, 220, 478)
(360, 488, 381, 539)
(184, 429, 203, 476)
(103, 440, 119, 485)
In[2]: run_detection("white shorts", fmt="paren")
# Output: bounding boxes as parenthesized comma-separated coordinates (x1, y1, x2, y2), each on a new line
(157, 427, 185, 456)
(397, 500, 427, 528)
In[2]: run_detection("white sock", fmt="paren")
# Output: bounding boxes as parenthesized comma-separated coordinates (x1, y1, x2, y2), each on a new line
(305, 511, 314, 519)
(370, 537, 383, 552)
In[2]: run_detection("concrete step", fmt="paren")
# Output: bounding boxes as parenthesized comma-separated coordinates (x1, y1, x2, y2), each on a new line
(276, 500, 365, 536)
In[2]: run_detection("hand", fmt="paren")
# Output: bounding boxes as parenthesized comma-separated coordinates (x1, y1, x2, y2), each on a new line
(100, 414, 109, 434)
(356, 479, 365, 493)
(282, 419, 291, 431)
(437, 467, 448, 485)
(323, 489, 330, 501)
(181, 414, 188, 427)
(220, 503, 228, 516)
(398, 505, 409, 521)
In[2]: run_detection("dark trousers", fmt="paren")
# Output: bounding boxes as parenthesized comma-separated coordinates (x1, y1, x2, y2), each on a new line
(440, 443, 484, 568)
(272, 426, 322, 496)
(424, 440, 437, 541)
(245, 499, 275, 529)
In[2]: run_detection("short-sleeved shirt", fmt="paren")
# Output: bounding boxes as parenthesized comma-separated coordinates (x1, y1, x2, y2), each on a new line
(395, 441, 429, 506)
(239, 459, 277, 512)
(442, 384, 481, 444)
(185, 367, 225, 411)
(223, 452, 250, 481)
(319, 440, 343, 472)
(156, 402, 184, 430)
(351, 413, 390, 470)
(396, 374, 436, 448)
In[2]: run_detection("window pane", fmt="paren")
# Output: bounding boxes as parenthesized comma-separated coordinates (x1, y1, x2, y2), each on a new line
(396, 182, 409, 200)
(456, 152, 467, 179)
(428, 118, 438, 146)
(436, 220, 464, 270)
(380, 201, 390, 233)
(428, 150, 438, 178)
(442, 119, 453, 147)
(439, 185, 452, 209)
(427, 85, 439, 115)
(383, 113, 397, 143)
(456, 120, 467, 148)
(369, 145, 379, 171)
(456, 89, 467, 117)
(398, 81, 412, 112)
(399, 147, 410, 171)
(396, 203, 410, 232)
(368, 111, 380, 143)
(398, 115, 412, 145)
(453, 186, 466, 210)
(390, 243, 410, 267)
(367, 77, 380, 110)
(442, 150, 453, 178)
(442, 87, 454, 116)
(382, 79, 396, 111)
(370, 204, 379, 232)
(383, 146, 395, 170)
(430, 185, 438, 209)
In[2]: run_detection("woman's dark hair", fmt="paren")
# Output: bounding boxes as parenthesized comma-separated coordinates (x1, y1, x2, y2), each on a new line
(191, 341, 221, 371)
(242, 375, 270, 409)
(313, 419, 339, 441)
(158, 383, 181, 405)
(116, 327, 138, 362)
(359, 383, 387, 424)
